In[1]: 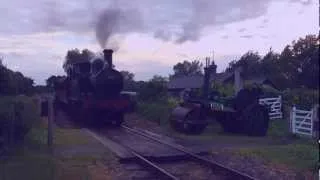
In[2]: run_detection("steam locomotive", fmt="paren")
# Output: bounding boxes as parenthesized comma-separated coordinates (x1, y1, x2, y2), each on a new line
(54, 49, 130, 126)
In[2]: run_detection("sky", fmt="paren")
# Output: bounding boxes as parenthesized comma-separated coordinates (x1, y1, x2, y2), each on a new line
(0, 0, 318, 85)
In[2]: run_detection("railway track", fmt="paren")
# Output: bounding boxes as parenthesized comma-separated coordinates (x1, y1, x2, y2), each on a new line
(86, 129, 178, 180)
(87, 126, 257, 180)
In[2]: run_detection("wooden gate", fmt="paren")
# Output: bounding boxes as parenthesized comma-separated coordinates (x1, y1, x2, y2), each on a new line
(259, 96, 282, 119)
(291, 106, 313, 136)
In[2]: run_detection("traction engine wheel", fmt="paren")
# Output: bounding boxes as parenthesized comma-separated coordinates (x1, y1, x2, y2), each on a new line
(240, 103, 270, 136)
(170, 106, 207, 135)
(182, 110, 207, 134)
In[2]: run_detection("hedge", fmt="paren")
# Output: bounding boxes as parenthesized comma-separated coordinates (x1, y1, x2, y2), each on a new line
(0, 96, 40, 146)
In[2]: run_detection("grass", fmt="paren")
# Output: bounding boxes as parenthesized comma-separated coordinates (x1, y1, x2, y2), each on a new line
(0, 116, 116, 180)
(54, 128, 93, 146)
(232, 141, 319, 172)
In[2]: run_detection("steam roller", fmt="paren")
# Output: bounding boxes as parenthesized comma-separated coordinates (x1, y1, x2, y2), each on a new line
(169, 59, 270, 136)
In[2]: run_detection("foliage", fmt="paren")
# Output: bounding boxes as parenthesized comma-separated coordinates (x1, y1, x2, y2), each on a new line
(121, 70, 136, 91)
(45, 75, 67, 91)
(138, 75, 168, 101)
(0, 58, 34, 95)
(211, 82, 234, 97)
(0, 96, 41, 145)
(225, 34, 319, 90)
(137, 98, 179, 126)
(282, 88, 319, 109)
(63, 49, 95, 73)
(171, 60, 203, 78)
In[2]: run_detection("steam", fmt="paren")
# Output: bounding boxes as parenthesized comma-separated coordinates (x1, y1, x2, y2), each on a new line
(95, 7, 143, 49)
(95, 8, 120, 49)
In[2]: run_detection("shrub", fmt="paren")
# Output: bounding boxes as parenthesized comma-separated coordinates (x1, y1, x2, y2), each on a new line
(282, 88, 319, 109)
(137, 98, 178, 126)
(0, 96, 40, 145)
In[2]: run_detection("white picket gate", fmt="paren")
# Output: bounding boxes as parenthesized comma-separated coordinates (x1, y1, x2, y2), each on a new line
(291, 106, 313, 136)
(259, 96, 282, 119)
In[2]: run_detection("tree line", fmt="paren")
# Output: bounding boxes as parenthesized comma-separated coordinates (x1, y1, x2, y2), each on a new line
(0, 34, 317, 97)
(225, 34, 319, 90)
(0, 59, 34, 95)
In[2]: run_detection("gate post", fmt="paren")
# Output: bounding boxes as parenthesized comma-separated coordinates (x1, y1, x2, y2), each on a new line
(291, 106, 296, 134)
(312, 104, 319, 138)
(47, 97, 54, 152)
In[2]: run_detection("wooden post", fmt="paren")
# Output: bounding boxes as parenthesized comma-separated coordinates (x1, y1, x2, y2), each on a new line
(312, 104, 319, 138)
(10, 103, 15, 148)
(47, 97, 53, 151)
(291, 106, 296, 134)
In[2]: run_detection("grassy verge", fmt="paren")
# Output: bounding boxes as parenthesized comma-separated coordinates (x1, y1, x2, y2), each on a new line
(231, 140, 319, 173)
(0, 121, 55, 180)
(137, 99, 319, 175)
(0, 113, 115, 180)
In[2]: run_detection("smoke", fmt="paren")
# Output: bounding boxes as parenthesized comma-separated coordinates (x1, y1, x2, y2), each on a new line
(95, 9, 121, 48)
(95, 7, 143, 49)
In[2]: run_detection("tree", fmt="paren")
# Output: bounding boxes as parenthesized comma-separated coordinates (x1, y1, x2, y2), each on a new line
(0, 57, 35, 95)
(63, 49, 95, 73)
(121, 71, 135, 82)
(224, 34, 319, 90)
(46, 75, 58, 89)
(225, 51, 261, 78)
(121, 70, 136, 91)
(172, 60, 203, 78)
(138, 75, 168, 101)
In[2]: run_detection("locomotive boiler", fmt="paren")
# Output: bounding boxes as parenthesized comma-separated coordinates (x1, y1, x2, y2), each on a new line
(54, 49, 130, 126)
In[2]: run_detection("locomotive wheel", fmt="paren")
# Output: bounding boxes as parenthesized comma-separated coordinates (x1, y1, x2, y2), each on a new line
(242, 104, 270, 136)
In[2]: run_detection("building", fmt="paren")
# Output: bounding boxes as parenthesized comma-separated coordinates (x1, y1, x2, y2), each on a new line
(167, 72, 279, 96)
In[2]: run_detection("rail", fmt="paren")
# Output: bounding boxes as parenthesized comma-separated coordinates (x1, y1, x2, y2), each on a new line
(85, 129, 179, 180)
(121, 125, 256, 180)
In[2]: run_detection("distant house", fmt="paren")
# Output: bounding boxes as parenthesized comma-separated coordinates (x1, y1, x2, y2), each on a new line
(167, 75, 203, 92)
(167, 72, 279, 96)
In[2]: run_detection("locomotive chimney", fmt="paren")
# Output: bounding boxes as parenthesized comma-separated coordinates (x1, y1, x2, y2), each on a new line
(103, 49, 113, 67)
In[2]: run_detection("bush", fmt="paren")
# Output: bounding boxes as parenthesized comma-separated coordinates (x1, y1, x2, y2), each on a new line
(282, 88, 319, 109)
(137, 98, 179, 126)
(0, 96, 40, 145)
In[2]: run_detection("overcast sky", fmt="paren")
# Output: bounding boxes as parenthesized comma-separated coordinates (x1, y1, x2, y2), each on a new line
(0, 0, 317, 85)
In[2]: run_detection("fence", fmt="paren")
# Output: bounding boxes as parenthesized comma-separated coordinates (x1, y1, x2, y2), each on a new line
(259, 96, 282, 119)
(290, 106, 318, 137)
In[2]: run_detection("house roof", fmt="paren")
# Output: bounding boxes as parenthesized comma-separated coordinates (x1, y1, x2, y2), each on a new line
(245, 76, 279, 90)
(167, 73, 278, 90)
(212, 72, 234, 83)
(167, 72, 237, 90)
(167, 75, 204, 89)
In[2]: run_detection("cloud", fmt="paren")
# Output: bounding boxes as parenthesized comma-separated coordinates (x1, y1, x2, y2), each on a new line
(0, 0, 309, 44)
(240, 35, 254, 39)
(238, 28, 247, 32)
(221, 35, 229, 39)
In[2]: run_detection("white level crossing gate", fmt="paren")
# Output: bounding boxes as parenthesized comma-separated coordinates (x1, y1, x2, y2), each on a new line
(259, 96, 282, 119)
(291, 107, 314, 136)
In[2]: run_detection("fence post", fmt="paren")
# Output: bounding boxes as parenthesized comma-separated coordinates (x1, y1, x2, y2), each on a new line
(312, 104, 319, 138)
(291, 106, 296, 134)
(47, 97, 54, 152)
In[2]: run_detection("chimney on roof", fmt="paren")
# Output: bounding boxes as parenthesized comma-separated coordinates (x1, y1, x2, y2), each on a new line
(234, 66, 243, 95)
